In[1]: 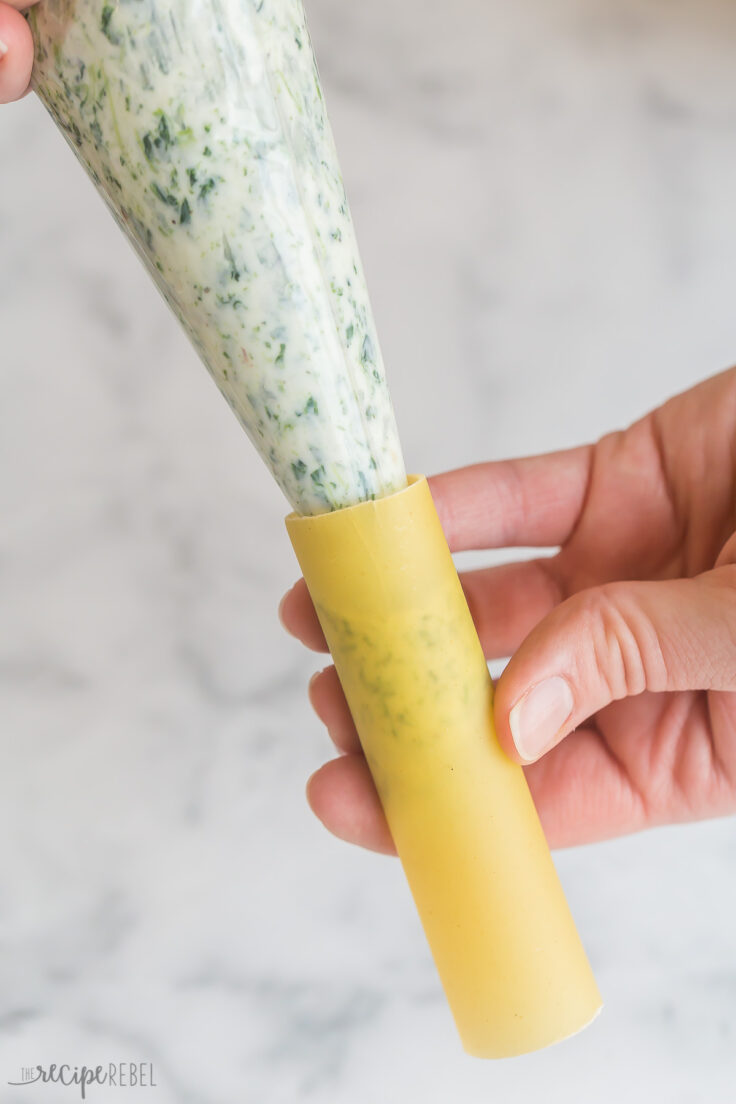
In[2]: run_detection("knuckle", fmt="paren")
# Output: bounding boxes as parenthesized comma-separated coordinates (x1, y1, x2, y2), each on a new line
(573, 583, 667, 699)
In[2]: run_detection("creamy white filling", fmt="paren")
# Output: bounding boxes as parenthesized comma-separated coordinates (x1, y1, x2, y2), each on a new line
(30, 0, 407, 514)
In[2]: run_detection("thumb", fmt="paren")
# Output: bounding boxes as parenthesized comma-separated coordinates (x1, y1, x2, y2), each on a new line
(0, 3, 34, 105)
(493, 565, 736, 764)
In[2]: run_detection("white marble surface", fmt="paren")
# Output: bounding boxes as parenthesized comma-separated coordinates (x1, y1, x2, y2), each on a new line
(2, 0, 736, 1099)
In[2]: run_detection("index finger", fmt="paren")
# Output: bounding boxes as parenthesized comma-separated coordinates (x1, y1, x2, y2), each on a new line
(428, 445, 593, 553)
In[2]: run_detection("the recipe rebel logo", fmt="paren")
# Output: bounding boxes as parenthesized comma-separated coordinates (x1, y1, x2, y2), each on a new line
(7, 1062, 157, 1098)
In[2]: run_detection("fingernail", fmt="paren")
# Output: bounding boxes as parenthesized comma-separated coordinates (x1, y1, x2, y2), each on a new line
(508, 676, 574, 762)
(0, 39, 8, 59)
(277, 586, 294, 630)
(308, 669, 321, 695)
(305, 769, 318, 803)
(308, 665, 331, 700)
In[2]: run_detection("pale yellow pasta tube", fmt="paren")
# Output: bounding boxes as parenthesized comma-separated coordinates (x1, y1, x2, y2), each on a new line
(286, 475, 602, 1058)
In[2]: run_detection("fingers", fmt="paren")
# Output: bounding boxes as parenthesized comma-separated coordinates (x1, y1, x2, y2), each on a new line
(461, 557, 562, 660)
(427, 445, 593, 553)
(305, 722, 652, 854)
(0, 3, 35, 104)
(283, 555, 565, 663)
(308, 665, 361, 754)
(305, 670, 393, 853)
(278, 447, 592, 650)
(306, 756, 396, 855)
(278, 578, 327, 652)
(281, 444, 594, 649)
(494, 564, 736, 765)
(520, 724, 649, 848)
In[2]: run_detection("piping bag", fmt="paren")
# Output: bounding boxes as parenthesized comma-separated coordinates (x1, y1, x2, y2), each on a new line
(29, 0, 602, 1057)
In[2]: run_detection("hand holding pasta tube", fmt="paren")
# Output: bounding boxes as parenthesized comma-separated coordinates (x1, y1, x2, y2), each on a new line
(283, 369, 736, 854)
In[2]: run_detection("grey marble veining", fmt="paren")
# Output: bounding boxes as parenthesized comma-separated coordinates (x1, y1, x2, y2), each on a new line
(2, 0, 736, 1100)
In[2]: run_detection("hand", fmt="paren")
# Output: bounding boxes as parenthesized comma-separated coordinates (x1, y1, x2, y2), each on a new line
(0, 1, 38, 104)
(280, 367, 736, 854)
